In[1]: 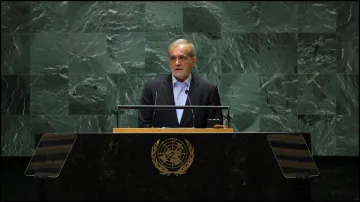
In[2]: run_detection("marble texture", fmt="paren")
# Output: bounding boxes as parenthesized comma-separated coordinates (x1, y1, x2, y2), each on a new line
(259, 74, 299, 114)
(1, 1, 359, 156)
(297, 73, 337, 115)
(1, 115, 33, 156)
(67, 2, 145, 33)
(336, 115, 359, 156)
(30, 1, 68, 33)
(259, 1, 299, 33)
(1, 75, 30, 115)
(336, 74, 359, 115)
(68, 73, 108, 115)
(336, 2, 359, 74)
(107, 32, 145, 74)
(1, 33, 30, 75)
(298, 33, 337, 73)
(67, 33, 116, 75)
(30, 75, 68, 115)
(145, 2, 184, 32)
(298, 2, 337, 33)
(260, 114, 299, 133)
(1, 1, 31, 33)
(219, 73, 260, 132)
(220, 33, 260, 73)
(298, 115, 337, 156)
(259, 33, 298, 73)
(29, 32, 68, 75)
(219, 1, 260, 33)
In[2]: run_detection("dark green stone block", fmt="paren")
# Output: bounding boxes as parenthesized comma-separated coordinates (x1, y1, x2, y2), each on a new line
(220, 33, 259, 73)
(30, 32, 68, 75)
(1, 1, 31, 33)
(30, 75, 68, 115)
(231, 114, 260, 132)
(68, 33, 116, 75)
(219, 73, 260, 131)
(258, 33, 297, 73)
(145, 2, 184, 32)
(335, 115, 359, 156)
(183, 7, 221, 39)
(220, 1, 260, 33)
(68, 74, 107, 115)
(1, 75, 30, 115)
(107, 32, 145, 74)
(298, 115, 337, 156)
(336, 1, 359, 34)
(260, 114, 299, 133)
(336, 74, 359, 115)
(67, 2, 144, 33)
(298, 74, 337, 115)
(298, 2, 337, 33)
(1, 115, 33, 156)
(259, 74, 298, 114)
(105, 2, 145, 33)
(259, 1, 299, 33)
(28, 1, 69, 33)
(1, 33, 30, 75)
(298, 33, 337, 73)
(336, 32, 359, 74)
(336, 2, 359, 75)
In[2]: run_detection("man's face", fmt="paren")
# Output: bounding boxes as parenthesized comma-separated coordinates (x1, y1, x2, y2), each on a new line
(168, 43, 196, 82)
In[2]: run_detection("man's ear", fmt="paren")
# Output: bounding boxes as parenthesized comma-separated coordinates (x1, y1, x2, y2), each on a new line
(192, 56, 197, 64)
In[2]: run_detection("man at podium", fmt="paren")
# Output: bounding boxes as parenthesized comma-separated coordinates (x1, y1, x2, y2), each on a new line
(138, 39, 223, 128)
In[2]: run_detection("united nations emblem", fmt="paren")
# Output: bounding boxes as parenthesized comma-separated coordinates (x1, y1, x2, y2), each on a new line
(151, 138, 194, 176)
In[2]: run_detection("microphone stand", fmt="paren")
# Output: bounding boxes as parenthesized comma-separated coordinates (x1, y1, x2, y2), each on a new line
(34, 172, 47, 201)
(295, 172, 311, 201)
(185, 90, 195, 128)
(190, 109, 195, 128)
(151, 90, 158, 127)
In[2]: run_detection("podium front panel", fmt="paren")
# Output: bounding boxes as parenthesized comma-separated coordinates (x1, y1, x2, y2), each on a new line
(43, 132, 312, 200)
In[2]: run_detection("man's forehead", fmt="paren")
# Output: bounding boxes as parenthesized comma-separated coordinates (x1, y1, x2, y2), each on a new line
(169, 43, 191, 50)
(173, 43, 188, 48)
(169, 52, 189, 56)
(169, 44, 191, 56)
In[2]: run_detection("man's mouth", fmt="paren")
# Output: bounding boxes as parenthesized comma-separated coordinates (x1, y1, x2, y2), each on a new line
(174, 68, 183, 71)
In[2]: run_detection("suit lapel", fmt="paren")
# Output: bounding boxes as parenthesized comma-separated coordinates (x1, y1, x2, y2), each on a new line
(161, 74, 175, 106)
(161, 74, 178, 125)
(180, 73, 200, 126)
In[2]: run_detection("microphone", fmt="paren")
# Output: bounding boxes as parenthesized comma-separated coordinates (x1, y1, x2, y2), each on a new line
(151, 90, 158, 127)
(185, 90, 195, 128)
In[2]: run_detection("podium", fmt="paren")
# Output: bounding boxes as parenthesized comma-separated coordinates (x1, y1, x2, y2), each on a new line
(22, 129, 318, 201)
(112, 128, 234, 133)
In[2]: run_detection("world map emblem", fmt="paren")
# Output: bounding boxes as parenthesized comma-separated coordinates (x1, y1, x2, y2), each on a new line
(151, 138, 194, 176)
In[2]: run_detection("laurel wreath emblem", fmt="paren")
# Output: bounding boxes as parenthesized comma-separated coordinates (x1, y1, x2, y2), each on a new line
(151, 139, 194, 176)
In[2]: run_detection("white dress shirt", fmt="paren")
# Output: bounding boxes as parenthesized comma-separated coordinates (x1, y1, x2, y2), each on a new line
(172, 74, 192, 124)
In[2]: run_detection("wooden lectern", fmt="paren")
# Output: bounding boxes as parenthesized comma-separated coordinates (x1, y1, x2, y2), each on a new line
(113, 128, 234, 133)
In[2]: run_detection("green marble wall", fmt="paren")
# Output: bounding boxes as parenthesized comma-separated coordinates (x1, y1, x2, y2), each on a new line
(1, 1, 358, 156)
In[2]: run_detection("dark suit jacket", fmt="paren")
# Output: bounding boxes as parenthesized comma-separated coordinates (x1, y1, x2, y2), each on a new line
(138, 73, 223, 128)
